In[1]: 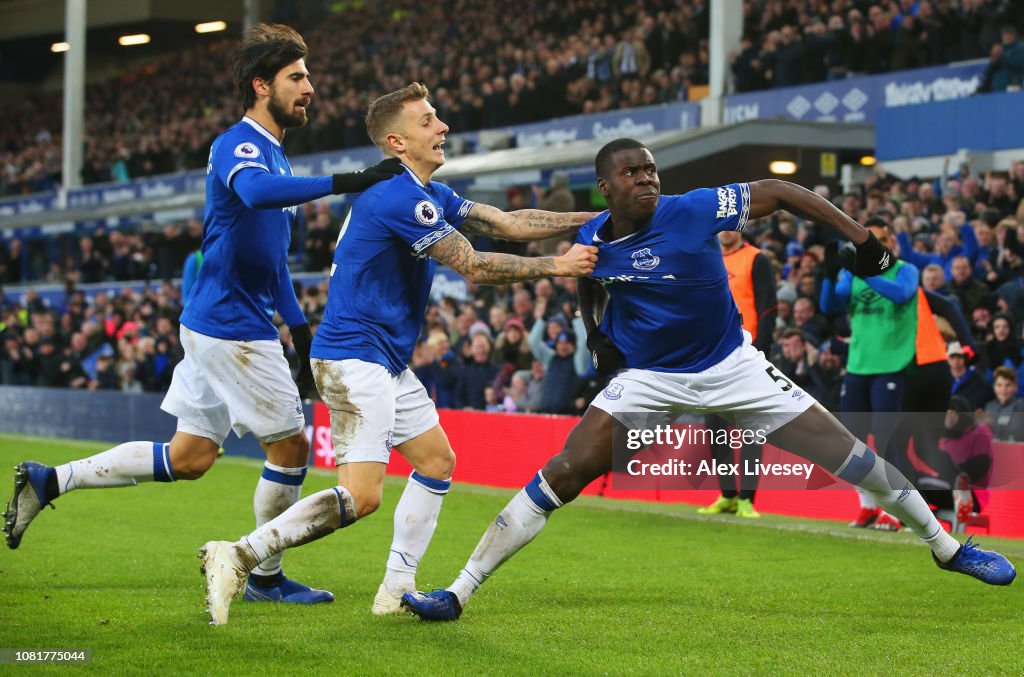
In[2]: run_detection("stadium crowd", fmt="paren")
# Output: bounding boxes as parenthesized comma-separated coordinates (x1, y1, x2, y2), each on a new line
(2, 0, 1022, 197)
(3, 157, 1024, 433)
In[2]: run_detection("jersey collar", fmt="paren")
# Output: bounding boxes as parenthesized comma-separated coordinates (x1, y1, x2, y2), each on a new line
(241, 117, 281, 147)
(590, 212, 645, 245)
(401, 163, 425, 188)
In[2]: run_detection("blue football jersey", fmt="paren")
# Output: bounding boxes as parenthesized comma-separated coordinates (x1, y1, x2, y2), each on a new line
(576, 183, 751, 373)
(181, 117, 299, 341)
(311, 165, 474, 374)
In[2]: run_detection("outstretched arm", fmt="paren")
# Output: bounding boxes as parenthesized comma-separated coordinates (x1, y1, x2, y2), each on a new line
(425, 229, 597, 284)
(458, 203, 598, 241)
(749, 179, 894, 278)
(747, 179, 869, 244)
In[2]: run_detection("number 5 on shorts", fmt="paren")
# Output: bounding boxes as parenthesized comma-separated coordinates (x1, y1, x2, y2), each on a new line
(764, 365, 793, 392)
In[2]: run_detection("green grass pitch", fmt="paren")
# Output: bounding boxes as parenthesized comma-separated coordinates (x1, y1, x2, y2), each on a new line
(1, 433, 1021, 675)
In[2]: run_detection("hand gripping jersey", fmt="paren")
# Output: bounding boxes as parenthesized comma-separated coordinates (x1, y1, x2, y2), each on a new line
(311, 165, 475, 375)
(575, 184, 751, 373)
(182, 117, 315, 340)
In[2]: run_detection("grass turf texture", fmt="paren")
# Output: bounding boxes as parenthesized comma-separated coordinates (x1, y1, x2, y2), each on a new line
(1, 433, 1021, 675)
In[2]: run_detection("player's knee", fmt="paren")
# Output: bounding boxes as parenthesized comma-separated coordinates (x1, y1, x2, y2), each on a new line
(540, 454, 587, 503)
(172, 447, 219, 480)
(414, 448, 455, 481)
(347, 487, 382, 519)
(168, 436, 220, 480)
(265, 432, 309, 468)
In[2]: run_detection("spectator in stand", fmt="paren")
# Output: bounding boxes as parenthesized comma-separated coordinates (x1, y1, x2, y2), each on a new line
(897, 218, 979, 280)
(792, 296, 826, 344)
(948, 341, 992, 411)
(94, 352, 119, 390)
(426, 332, 461, 409)
(928, 396, 995, 521)
(983, 312, 1022, 374)
(773, 328, 820, 394)
(525, 359, 545, 413)
(3, 240, 24, 284)
(982, 365, 1024, 441)
(535, 331, 585, 415)
(775, 285, 797, 333)
(487, 305, 509, 338)
(612, 27, 651, 82)
(510, 289, 535, 332)
(303, 203, 341, 272)
(533, 172, 575, 214)
(978, 25, 1024, 93)
(505, 372, 530, 412)
(75, 237, 106, 284)
(492, 317, 533, 372)
(922, 263, 960, 307)
(949, 255, 991, 318)
(810, 339, 846, 412)
(455, 327, 500, 410)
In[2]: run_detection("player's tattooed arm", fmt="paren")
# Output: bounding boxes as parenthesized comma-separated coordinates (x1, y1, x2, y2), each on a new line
(747, 179, 869, 244)
(425, 230, 598, 284)
(577, 276, 609, 334)
(458, 203, 599, 241)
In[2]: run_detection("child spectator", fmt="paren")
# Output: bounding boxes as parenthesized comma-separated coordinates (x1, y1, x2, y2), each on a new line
(982, 365, 1024, 441)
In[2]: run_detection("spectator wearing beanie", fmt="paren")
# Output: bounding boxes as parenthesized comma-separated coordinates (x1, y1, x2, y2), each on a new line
(492, 317, 533, 371)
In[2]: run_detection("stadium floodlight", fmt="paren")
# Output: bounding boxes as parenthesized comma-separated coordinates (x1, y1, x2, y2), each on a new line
(51, 42, 70, 53)
(118, 34, 151, 46)
(859, 155, 877, 166)
(769, 161, 797, 175)
(195, 21, 227, 33)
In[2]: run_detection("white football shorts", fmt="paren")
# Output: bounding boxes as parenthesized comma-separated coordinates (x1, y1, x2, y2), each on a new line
(591, 332, 816, 435)
(311, 358, 439, 465)
(161, 325, 304, 446)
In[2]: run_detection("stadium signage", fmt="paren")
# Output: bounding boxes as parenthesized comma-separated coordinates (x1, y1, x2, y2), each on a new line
(723, 62, 985, 124)
(512, 101, 701, 149)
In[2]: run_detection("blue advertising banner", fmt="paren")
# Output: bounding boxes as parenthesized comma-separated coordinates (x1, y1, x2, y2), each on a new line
(722, 62, 985, 125)
(876, 90, 1024, 160)
(0, 193, 58, 220)
(507, 100, 701, 148)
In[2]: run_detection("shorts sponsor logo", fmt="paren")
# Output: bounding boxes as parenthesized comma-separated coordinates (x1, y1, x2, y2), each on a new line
(791, 389, 804, 400)
(603, 383, 624, 400)
(234, 142, 260, 159)
(716, 186, 738, 219)
(414, 200, 440, 226)
(631, 247, 660, 271)
(385, 430, 394, 452)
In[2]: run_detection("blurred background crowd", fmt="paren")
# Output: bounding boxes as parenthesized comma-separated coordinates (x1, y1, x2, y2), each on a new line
(4, 155, 1024, 440)
(2, 0, 1022, 196)
(2, 0, 1024, 438)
